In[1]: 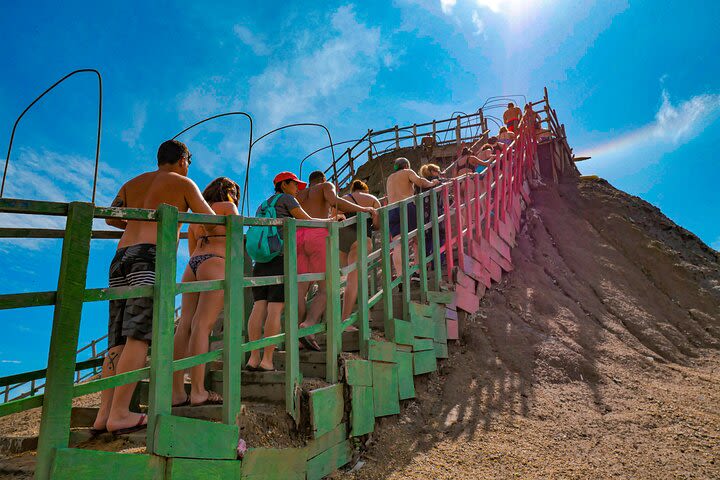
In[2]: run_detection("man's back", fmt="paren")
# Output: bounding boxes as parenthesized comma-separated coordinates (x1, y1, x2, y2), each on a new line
(297, 182, 331, 218)
(386, 170, 415, 204)
(118, 171, 194, 248)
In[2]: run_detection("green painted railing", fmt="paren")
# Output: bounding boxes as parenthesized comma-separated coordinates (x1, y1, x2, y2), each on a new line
(0, 110, 539, 479)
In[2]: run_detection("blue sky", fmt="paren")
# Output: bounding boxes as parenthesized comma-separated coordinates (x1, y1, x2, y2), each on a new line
(0, 0, 718, 376)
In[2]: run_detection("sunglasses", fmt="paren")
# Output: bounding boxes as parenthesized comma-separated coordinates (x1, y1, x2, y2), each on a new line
(185, 153, 193, 165)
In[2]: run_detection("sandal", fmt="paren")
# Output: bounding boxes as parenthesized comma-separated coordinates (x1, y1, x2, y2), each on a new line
(192, 390, 223, 406)
(89, 427, 107, 437)
(299, 335, 321, 352)
(245, 364, 259, 371)
(110, 414, 147, 436)
(172, 394, 190, 408)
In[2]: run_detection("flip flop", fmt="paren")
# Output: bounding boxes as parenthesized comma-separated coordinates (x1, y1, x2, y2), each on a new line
(245, 364, 259, 371)
(191, 390, 223, 407)
(89, 427, 107, 437)
(299, 335, 321, 352)
(110, 414, 148, 436)
(256, 365, 277, 372)
(172, 394, 190, 408)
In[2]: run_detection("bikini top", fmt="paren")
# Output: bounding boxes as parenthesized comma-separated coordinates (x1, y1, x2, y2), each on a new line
(343, 194, 374, 233)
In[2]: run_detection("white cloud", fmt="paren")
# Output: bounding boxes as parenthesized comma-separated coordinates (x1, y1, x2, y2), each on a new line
(584, 90, 720, 159)
(471, 10, 485, 35)
(474, 0, 501, 13)
(233, 25, 271, 56)
(652, 90, 720, 143)
(0, 148, 125, 251)
(120, 102, 147, 148)
(249, 5, 389, 126)
(178, 85, 225, 119)
(440, 0, 457, 14)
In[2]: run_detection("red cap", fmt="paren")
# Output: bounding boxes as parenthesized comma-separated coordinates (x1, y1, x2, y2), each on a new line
(273, 171, 307, 190)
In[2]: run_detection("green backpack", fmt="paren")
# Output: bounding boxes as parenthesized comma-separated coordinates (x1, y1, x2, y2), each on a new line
(246, 194, 284, 263)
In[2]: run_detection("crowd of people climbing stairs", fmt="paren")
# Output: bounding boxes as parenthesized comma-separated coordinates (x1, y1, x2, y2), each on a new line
(90, 102, 541, 436)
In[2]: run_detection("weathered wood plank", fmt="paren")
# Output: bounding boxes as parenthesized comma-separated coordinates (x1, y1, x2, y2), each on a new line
(350, 385, 375, 436)
(153, 414, 239, 459)
(445, 308, 458, 321)
(372, 362, 400, 417)
(446, 319, 459, 340)
(306, 439, 352, 480)
(344, 359, 372, 387)
(412, 338, 435, 352)
(147, 204, 179, 454)
(223, 215, 244, 425)
(413, 349, 438, 375)
(166, 458, 241, 479)
(489, 228, 512, 263)
(368, 339, 396, 363)
(395, 351, 416, 400)
(434, 342, 449, 359)
(36, 202, 94, 480)
(241, 447, 306, 480)
(393, 318, 414, 346)
(426, 290, 455, 304)
(50, 448, 165, 480)
(325, 222, 341, 383)
(309, 384, 344, 438)
(455, 283, 480, 314)
(306, 423, 348, 458)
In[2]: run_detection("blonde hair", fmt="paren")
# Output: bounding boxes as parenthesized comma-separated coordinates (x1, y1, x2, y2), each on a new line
(419, 163, 440, 179)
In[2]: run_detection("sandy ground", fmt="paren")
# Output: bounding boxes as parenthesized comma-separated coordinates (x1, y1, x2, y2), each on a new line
(341, 178, 720, 479)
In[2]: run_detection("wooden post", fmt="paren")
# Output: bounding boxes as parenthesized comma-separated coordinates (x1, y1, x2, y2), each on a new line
(442, 184, 453, 280)
(35, 201, 93, 480)
(474, 174, 482, 239)
(356, 213, 370, 357)
(325, 222, 341, 383)
(223, 215, 244, 425)
(455, 116, 462, 148)
(430, 189, 442, 290)
(283, 219, 301, 417)
(432, 120, 437, 139)
(415, 193, 428, 303)
(412, 124, 417, 147)
(453, 179, 465, 272)
(465, 176, 473, 241)
(485, 167, 492, 240)
(146, 203, 178, 453)
(394, 126, 400, 149)
(379, 208, 394, 339)
(399, 200, 411, 321)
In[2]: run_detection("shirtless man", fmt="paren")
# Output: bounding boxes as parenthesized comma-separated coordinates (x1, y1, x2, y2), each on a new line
(386, 158, 440, 279)
(93, 140, 216, 435)
(503, 102, 523, 133)
(295, 170, 375, 350)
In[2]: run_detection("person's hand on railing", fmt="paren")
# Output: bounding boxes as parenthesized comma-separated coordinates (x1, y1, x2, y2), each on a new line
(334, 213, 347, 221)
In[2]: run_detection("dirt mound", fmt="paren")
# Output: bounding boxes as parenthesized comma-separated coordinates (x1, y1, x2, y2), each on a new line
(344, 178, 720, 479)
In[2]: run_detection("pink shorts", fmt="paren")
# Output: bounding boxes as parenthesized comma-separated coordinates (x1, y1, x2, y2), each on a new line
(296, 227, 329, 274)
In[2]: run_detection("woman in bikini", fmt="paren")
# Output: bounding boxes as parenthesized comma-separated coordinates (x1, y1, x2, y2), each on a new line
(338, 180, 381, 327)
(171, 177, 240, 407)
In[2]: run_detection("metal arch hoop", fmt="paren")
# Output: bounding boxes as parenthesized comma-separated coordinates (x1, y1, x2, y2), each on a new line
(1, 69, 103, 203)
(171, 111, 254, 215)
(298, 138, 362, 180)
(246, 122, 335, 214)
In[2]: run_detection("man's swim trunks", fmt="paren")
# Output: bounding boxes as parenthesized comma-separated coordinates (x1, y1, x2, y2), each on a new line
(108, 243, 156, 348)
(297, 227, 330, 275)
(389, 202, 418, 238)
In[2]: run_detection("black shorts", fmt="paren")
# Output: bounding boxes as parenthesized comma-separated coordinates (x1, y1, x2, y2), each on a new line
(389, 202, 417, 238)
(252, 255, 285, 303)
(108, 244, 156, 348)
